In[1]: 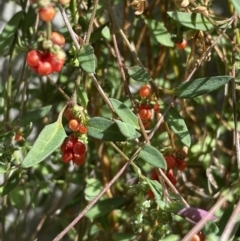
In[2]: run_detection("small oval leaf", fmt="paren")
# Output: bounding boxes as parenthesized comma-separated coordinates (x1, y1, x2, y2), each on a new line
(87, 117, 127, 141)
(78, 44, 95, 73)
(165, 106, 191, 147)
(115, 120, 141, 140)
(138, 144, 167, 169)
(173, 76, 231, 98)
(128, 66, 152, 82)
(167, 11, 212, 31)
(21, 121, 67, 168)
(110, 98, 139, 129)
(144, 18, 174, 47)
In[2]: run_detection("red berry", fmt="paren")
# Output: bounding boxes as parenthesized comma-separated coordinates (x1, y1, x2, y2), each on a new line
(151, 170, 159, 181)
(139, 108, 152, 121)
(139, 85, 151, 98)
(143, 121, 151, 129)
(65, 136, 78, 150)
(73, 141, 86, 155)
(167, 169, 177, 186)
(78, 123, 88, 134)
(176, 39, 187, 50)
(37, 61, 52, 75)
(14, 133, 23, 142)
(48, 53, 65, 73)
(62, 151, 73, 163)
(138, 104, 151, 111)
(73, 152, 86, 166)
(147, 189, 154, 199)
(165, 155, 176, 169)
(51, 32, 65, 47)
(60, 141, 67, 153)
(69, 119, 80, 132)
(26, 50, 41, 67)
(39, 5, 56, 22)
(176, 160, 187, 171)
(154, 104, 160, 113)
(64, 108, 72, 121)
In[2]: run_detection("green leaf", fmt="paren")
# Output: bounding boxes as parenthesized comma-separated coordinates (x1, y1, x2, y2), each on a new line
(115, 120, 141, 140)
(167, 11, 212, 31)
(78, 44, 95, 73)
(2, 176, 19, 196)
(0, 11, 23, 56)
(128, 66, 152, 82)
(138, 144, 167, 169)
(144, 18, 174, 47)
(85, 197, 126, 219)
(84, 178, 103, 201)
(165, 107, 191, 147)
(77, 86, 89, 109)
(109, 98, 139, 129)
(101, 25, 111, 40)
(231, 0, 240, 15)
(16, 105, 52, 125)
(87, 117, 127, 141)
(173, 76, 231, 98)
(21, 121, 67, 168)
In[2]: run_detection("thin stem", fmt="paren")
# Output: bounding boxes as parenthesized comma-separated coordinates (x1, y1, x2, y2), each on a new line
(85, 0, 99, 44)
(220, 199, 240, 241)
(47, 75, 70, 101)
(230, 15, 240, 179)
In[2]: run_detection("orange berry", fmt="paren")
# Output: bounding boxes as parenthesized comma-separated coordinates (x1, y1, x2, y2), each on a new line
(64, 108, 72, 120)
(78, 123, 88, 134)
(39, 5, 56, 22)
(139, 85, 151, 98)
(14, 133, 23, 142)
(190, 232, 205, 241)
(68, 119, 80, 132)
(176, 39, 188, 50)
(139, 109, 152, 121)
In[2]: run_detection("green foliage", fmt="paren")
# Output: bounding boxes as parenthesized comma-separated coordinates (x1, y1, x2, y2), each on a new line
(138, 144, 167, 169)
(21, 121, 67, 168)
(0, 0, 240, 240)
(0, 11, 23, 56)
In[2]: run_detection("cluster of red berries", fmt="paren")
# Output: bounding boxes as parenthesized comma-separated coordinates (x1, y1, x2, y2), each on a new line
(27, 0, 67, 76)
(60, 135, 86, 166)
(147, 149, 187, 198)
(60, 106, 88, 166)
(137, 85, 160, 128)
(26, 44, 65, 76)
